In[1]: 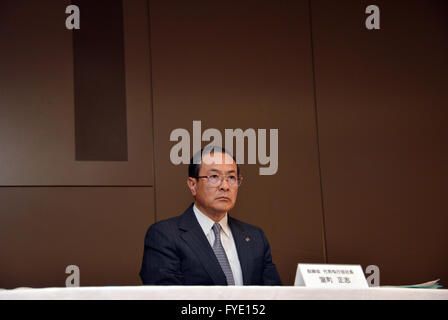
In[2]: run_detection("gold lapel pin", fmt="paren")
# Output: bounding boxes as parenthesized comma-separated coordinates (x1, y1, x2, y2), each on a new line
(245, 237, 251, 242)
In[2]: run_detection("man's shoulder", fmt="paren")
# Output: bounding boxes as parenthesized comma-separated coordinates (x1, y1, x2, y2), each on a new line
(228, 215, 265, 234)
(146, 204, 193, 232)
(149, 215, 180, 230)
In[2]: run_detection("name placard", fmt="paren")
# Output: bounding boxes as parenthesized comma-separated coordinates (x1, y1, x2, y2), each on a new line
(294, 263, 369, 288)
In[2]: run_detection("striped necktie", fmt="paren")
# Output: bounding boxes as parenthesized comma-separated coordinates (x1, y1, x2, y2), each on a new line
(212, 222, 235, 285)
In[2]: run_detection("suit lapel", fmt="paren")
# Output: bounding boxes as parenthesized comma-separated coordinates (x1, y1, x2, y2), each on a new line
(229, 216, 254, 285)
(178, 205, 227, 285)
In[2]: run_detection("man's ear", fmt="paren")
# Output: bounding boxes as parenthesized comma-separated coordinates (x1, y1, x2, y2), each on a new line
(187, 177, 197, 197)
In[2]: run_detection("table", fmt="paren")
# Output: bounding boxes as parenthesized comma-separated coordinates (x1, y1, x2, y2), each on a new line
(1, 286, 447, 300)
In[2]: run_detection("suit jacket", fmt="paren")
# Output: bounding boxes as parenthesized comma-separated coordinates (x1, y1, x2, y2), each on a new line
(139, 204, 282, 285)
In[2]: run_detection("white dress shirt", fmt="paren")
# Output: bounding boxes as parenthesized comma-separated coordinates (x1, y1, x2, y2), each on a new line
(193, 204, 244, 285)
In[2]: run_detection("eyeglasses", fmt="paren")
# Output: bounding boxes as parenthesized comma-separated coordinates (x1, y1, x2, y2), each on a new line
(196, 174, 243, 187)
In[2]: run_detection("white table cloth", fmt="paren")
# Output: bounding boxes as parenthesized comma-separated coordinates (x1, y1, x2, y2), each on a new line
(1, 286, 447, 300)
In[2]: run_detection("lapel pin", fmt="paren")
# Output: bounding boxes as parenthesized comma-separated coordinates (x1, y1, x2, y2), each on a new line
(245, 237, 251, 242)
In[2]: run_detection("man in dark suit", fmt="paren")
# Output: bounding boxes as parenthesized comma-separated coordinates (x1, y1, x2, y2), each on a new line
(139, 147, 282, 285)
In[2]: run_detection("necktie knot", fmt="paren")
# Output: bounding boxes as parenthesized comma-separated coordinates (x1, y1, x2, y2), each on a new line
(212, 222, 222, 237)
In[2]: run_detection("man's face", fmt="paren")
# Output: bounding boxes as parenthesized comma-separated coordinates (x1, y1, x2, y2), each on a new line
(187, 152, 239, 216)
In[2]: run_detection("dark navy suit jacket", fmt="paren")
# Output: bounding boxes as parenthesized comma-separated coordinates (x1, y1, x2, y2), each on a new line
(139, 204, 282, 285)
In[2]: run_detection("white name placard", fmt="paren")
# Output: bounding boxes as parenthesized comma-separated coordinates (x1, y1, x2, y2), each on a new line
(294, 263, 369, 288)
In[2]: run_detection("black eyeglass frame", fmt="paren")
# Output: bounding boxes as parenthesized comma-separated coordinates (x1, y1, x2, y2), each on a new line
(196, 174, 243, 187)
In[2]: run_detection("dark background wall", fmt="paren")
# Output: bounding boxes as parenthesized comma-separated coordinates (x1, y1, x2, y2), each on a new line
(0, 0, 446, 288)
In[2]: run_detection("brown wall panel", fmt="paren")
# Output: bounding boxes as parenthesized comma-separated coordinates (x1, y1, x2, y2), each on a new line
(0, 0, 153, 186)
(312, 0, 448, 286)
(73, 0, 128, 161)
(0, 187, 154, 289)
(150, 0, 325, 285)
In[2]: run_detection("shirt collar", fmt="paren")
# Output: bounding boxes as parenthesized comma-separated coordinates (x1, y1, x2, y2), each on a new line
(193, 204, 231, 238)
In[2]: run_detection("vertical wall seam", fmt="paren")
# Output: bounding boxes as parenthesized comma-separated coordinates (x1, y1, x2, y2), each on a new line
(308, 0, 328, 264)
(147, 0, 158, 222)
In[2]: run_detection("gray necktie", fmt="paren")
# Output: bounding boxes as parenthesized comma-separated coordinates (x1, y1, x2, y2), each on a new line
(212, 223, 235, 285)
